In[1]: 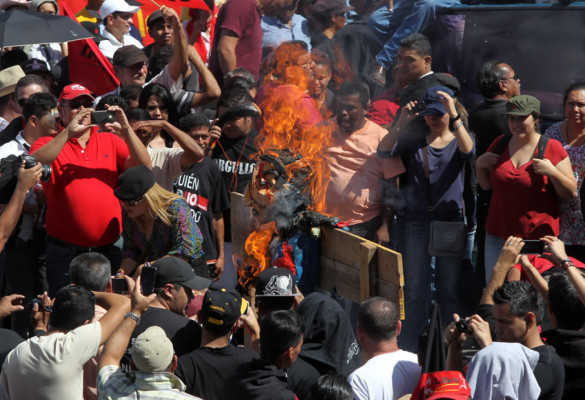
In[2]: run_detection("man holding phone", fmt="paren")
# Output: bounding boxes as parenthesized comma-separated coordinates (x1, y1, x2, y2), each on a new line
(30, 83, 152, 297)
(119, 257, 211, 372)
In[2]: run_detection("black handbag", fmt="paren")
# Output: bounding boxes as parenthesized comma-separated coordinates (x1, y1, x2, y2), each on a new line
(423, 146, 466, 258)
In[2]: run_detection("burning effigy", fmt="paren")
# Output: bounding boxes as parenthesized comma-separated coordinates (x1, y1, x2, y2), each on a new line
(236, 42, 347, 293)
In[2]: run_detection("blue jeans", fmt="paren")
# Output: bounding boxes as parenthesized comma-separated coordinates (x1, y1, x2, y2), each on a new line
(396, 218, 462, 352)
(368, 0, 461, 69)
(484, 233, 506, 284)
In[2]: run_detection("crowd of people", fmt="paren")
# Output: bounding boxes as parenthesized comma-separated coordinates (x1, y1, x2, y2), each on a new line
(0, 0, 584, 398)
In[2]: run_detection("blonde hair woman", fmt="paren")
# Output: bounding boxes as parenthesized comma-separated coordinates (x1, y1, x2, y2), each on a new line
(115, 166, 203, 275)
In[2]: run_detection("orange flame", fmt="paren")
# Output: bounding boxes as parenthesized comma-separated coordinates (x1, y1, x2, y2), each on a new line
(256, 42, 333, 213)
(238, 222, 276, 288)
(239, 42, 334, 288)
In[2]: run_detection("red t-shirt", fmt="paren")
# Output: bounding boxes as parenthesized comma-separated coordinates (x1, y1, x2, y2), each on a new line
(366, 88, 400, 127)
(208, 0, 262, 83)
(30, 128, 129, 246)
(512, 255, 585, 280)
(485, 135, 568, 239)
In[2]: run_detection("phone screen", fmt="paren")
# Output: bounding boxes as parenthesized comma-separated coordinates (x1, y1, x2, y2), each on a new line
(521, 240, 544, 254)
(141, 265, 157, 295)
(91, 110, 115, 125)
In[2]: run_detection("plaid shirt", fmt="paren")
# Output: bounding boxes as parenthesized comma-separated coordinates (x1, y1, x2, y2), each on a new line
(97, 365, 202, 400)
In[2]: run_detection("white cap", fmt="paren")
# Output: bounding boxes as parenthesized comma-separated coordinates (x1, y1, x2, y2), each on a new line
(131, 326, 174, 372)
(99, 0, 139, 20)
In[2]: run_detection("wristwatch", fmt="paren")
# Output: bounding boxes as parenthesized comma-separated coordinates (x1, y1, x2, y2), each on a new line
(450, 114, 461, 123)
(125, 312, 141, 324)
(560, 258, 575, 271)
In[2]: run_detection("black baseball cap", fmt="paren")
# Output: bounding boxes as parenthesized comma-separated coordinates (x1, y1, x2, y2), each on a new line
(153, 257, 212, 291)
(146, 10, 164, 28)
(113, 45, 148, 67)
(200, 287, 248, 327)
(255, 267, 300, 298)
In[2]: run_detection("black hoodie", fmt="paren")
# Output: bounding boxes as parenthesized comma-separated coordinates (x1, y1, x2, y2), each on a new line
(226, 359, 296, 400)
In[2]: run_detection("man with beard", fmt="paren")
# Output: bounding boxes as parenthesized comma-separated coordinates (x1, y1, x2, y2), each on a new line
(118, 257, 212, 372)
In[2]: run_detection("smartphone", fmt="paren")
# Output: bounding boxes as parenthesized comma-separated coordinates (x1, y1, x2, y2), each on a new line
(207, 262, 216, 279)
(241, 298, 249, 317)
(111, 278, 128, 294)
(521, 240, 544, 254)
(141, 264, 157, 295)
(91, 110, 115, 125)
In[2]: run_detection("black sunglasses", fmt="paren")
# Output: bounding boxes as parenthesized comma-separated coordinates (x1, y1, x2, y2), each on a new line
(122, 196, 145, 207)
(63, 101, 93, 109)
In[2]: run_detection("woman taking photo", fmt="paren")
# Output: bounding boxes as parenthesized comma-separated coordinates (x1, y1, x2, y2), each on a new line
(115, 165, 204, 276)
(545, 83, 585, 261)
(382, 85, 474, 352)
(476, 95, 576, 280)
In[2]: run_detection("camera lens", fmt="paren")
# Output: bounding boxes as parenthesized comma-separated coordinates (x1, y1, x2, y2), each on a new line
(40, 165, 52, 182)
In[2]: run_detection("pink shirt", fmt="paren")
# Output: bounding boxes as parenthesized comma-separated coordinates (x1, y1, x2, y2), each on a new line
(324, 119, 391, 224)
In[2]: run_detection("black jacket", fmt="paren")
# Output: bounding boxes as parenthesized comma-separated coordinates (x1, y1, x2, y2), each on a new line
(296, 292, 362, 377)
(541, 328, 585, 400)
(227, 359, 296, 400)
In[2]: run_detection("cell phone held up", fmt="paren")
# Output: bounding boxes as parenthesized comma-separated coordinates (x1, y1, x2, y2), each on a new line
(141, 263, 157, 296)
(521, 240, 544, 255)
(91, 110, 115, 125)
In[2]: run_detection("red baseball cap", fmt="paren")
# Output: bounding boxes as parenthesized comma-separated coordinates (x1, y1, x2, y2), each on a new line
(59, 83, 94, 104)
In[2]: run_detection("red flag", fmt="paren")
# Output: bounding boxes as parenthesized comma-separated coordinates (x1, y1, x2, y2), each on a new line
(157, 0, 209, 11)
(62, 3, 120, 96)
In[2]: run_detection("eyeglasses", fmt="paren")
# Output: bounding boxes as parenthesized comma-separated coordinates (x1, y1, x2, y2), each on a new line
(17, 98, 27, 108)
(62, 101, 93, 109)
(122, 196, 145, 207)
(503, 75, 520, 82)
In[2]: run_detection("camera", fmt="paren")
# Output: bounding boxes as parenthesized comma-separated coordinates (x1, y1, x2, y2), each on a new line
(409, 101, 426, 115)
(0, 154, 52, 203)
(27, 298, 52, 312)
(455, 318, 473, 334)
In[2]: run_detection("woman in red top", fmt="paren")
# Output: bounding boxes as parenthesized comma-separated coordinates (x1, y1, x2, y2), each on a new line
(476, 95, 576, 282)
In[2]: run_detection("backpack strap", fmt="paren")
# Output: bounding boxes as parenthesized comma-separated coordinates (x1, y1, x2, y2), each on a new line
(492, 134, 512, 155)
(535, 135, 550, 159)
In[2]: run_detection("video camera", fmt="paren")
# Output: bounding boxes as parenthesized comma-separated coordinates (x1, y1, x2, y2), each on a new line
(0, 154, 51, 203)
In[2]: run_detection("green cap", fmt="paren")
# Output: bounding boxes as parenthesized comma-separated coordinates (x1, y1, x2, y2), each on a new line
(506, 95, 540, 116)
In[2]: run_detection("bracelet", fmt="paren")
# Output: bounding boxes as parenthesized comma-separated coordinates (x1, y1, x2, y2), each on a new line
(454, 121, 464, 131)
(125, 312, 141, 324)
(450, 114, 461, 122)
(560, 259, 575, 271)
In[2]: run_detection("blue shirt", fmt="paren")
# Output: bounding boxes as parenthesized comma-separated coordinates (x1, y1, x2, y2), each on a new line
(261, 14, 311, 51)
(390, 135, 475, 221)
